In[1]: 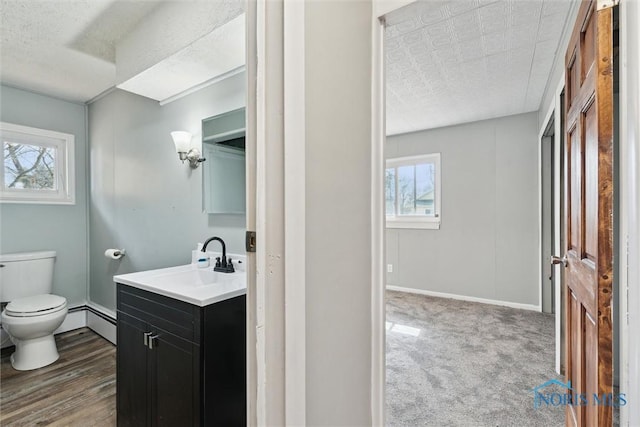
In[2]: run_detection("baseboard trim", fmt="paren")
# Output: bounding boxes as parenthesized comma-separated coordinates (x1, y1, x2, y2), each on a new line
(85, 302, 117, 325)
(1, 303, 117, 349)
(55, 309, 87, 333)
(386, 285, 541, 312)
(86, 302, 117, 345)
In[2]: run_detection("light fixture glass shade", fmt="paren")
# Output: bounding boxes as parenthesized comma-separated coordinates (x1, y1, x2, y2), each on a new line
(171, 131, 192, 153)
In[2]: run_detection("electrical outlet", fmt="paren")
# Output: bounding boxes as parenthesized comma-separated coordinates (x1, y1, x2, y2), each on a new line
(387, 264, 393, 273)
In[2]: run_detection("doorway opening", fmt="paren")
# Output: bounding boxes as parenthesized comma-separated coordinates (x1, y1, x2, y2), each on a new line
(541, 116, 557, 316)
(380, 1, 579, 425)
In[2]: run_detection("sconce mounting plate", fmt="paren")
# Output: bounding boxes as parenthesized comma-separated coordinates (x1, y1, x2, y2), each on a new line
(182, 148, 206, 169)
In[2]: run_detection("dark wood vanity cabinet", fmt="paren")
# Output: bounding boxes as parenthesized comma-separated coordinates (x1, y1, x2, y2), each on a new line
(116, 284, 246, 427)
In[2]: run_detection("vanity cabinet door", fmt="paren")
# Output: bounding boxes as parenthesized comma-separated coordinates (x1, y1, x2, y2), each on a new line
(116, 284, 245, 427)
(149, 327, 200, 427)
(117, 312, 150, 427)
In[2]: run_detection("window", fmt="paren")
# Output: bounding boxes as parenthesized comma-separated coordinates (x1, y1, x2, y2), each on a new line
(386, 153, 441, 229)
(1, 122, 75, 204)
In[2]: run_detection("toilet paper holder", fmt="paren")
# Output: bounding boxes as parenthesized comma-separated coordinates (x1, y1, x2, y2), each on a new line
(105, 248, 126, 260)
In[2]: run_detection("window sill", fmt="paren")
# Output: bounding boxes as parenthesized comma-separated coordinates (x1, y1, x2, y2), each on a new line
(0, 197, 76, 205)
(1, 190, 75, 205)
(386, 220, 440, 230)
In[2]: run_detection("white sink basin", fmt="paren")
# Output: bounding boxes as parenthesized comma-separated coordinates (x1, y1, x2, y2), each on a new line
(114, 263, 246, 306)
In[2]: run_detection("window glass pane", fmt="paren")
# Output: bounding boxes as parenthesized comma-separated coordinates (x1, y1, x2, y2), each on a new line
(397, 165, 416, 215)
(385, 168, 396, 216)
(415, 162, 435, 216)
(3, 142, 57, 190)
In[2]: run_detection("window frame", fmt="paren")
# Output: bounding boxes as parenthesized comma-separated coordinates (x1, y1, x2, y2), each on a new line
(1, 122, 75, 205)
(385, 153, 441, 230)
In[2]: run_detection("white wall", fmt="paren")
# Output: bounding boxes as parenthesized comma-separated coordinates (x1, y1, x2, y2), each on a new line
(88, 73, 246, 310)
(386, 112, 540, 307)
(0, 85, 89, 307)
(304, 1, 373, 424)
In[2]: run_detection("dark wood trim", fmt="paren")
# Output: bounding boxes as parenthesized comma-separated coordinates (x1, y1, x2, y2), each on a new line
(595, 5, 615, 425)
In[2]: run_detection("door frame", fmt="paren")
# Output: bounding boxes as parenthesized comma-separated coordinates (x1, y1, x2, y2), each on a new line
(370, 0, 635, 425)
(247, 0, 307, 425)
(247, 0, 640, 425)
(618, 1, 640, 425)
(370, 2, 415, 425)
(540, 122, 556, 315)
(538, 76, 566, 375)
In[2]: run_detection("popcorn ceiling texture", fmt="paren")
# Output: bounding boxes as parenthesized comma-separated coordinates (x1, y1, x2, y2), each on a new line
(1, 0, 571, 132)
(384, 0, 573, 135)
(0, 0, 244, 103)
(114, 0, 244, 85)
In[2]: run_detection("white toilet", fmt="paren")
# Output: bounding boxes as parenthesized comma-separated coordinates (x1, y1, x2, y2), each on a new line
(0, 251, 68, 371)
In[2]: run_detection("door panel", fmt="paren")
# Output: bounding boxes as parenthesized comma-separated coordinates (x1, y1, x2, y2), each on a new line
(584, 101, 599, 262)
(569, 291, 583, 426)
(151, 328, 197, 427)
(564, 1, 614, 426)
(581, 12, 596, 80)
(568, 125, 580, 251)
(585, 313, 598, 423)
(117, 312, 149, 427)
(568, 58, 579, 109)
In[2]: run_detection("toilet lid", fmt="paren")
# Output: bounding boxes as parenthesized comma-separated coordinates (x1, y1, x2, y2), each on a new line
(5, 294, 67, 317)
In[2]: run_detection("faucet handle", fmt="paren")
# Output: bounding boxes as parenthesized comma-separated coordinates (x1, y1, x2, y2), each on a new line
(213, 256, 235, 273)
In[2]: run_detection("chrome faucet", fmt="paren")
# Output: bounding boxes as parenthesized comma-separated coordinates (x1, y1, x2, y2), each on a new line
(202, 236, 235, 273)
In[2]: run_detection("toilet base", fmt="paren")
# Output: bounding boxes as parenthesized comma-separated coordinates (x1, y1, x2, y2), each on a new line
(9, 334, 60, 371)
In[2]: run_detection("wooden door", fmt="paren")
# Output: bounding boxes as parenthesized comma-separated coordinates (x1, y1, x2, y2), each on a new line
(563, 0, 615, 425)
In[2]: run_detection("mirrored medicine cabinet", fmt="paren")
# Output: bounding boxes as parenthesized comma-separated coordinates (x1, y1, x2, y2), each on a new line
(202, 107, 246, 214)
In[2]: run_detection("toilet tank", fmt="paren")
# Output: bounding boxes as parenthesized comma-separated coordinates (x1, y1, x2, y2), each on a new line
(0, 251, 56, 303)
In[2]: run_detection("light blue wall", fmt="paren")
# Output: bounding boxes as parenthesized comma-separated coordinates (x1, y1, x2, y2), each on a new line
(88, 73, 246, 311)
(0, 85, 89, 306)
(386, 112, 540, 306)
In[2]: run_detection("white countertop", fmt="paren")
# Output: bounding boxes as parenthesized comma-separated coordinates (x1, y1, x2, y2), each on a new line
(113, 263, 246, 307)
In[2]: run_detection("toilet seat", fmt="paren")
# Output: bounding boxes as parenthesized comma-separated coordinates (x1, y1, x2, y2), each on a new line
(4, 294, 67, 317)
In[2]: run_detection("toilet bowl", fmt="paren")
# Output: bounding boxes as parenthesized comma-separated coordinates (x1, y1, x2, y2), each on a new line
(1, 294, 68, 370)
(0, 251, 67, 371)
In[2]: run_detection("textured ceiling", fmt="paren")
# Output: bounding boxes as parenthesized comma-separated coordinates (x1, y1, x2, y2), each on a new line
(2, 0, 571, 119)
(0, 0, 244, 104)
(0, 0, 160, 102)
(385, 0, 574, 135)
(117, 13, 245, 102)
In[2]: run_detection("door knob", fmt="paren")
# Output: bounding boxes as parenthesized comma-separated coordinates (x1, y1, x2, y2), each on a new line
(550, 255, 568, 267)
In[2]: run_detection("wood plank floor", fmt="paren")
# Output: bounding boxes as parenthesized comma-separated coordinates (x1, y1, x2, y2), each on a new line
(0, 328, 116, 426)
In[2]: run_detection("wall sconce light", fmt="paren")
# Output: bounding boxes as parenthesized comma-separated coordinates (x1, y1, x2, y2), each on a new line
(171, 131, 206, 169)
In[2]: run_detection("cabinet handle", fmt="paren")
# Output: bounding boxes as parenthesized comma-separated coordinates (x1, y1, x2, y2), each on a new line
(143, 331, 153, 346)
(148, 334, 159, 350)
